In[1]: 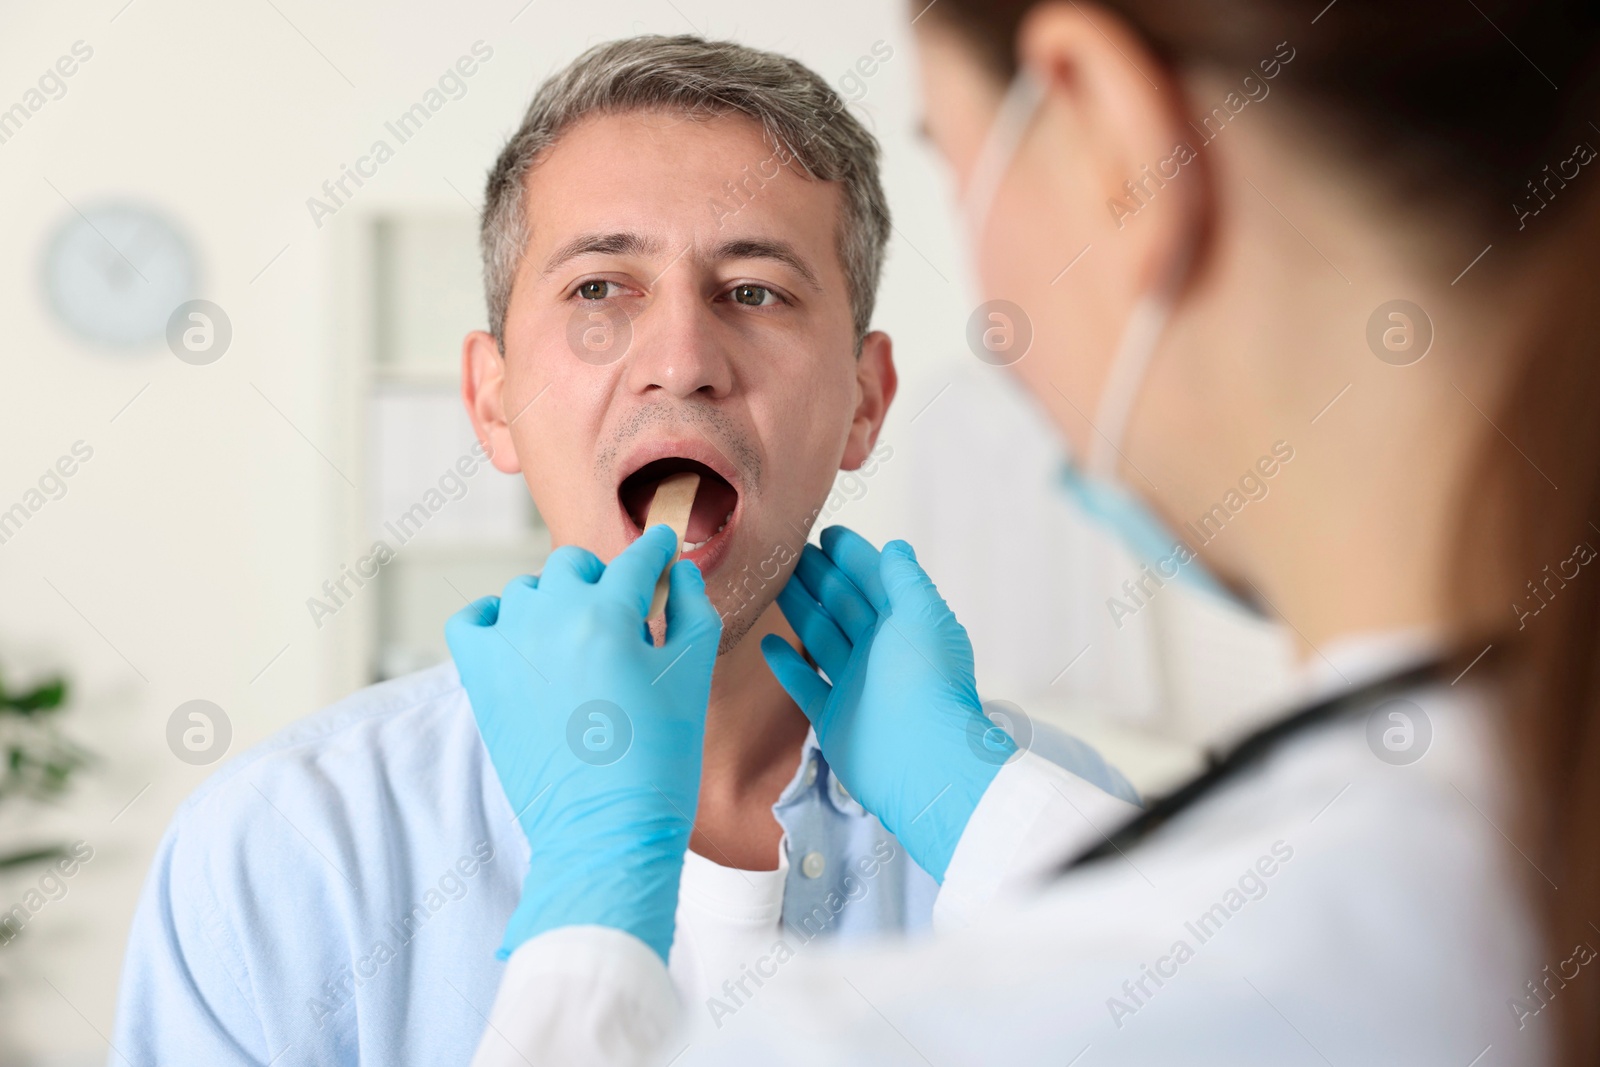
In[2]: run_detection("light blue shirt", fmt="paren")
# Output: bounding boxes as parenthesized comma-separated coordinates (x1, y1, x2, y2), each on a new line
(111, 661, 1136, 1066)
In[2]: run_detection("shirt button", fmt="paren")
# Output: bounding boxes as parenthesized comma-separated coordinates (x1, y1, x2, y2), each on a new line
(801, 851, 826, 879)
(802, 759, 818, 788)
(833, 778, 852, 805)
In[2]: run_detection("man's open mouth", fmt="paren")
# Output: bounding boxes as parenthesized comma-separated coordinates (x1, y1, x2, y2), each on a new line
(618, 452, 741, 571)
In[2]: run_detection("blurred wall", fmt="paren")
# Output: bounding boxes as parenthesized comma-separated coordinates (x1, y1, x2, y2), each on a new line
(0, 2, 1291, 1063)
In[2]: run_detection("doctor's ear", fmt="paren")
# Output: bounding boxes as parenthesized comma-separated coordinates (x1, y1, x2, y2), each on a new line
(460, 329, 524, 475)
(841, 330, 897, 471)
(1013, 1, 1212, 293)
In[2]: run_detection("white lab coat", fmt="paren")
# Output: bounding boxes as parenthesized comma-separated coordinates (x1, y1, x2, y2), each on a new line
(471, 636, 1548, 1066)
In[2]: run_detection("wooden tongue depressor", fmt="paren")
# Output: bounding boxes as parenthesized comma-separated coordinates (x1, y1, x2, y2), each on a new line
(644, 471, 701, 622)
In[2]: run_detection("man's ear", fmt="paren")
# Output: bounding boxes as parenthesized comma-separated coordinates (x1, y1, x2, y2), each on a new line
(841, 330, 897, 470)
(461, 329, 523, 475)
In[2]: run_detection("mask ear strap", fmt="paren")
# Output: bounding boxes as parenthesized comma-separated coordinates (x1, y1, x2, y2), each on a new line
(962, 70, 1047, 239)
(1086, 294, 1171, 477)
(1086, 234, 1197, 479)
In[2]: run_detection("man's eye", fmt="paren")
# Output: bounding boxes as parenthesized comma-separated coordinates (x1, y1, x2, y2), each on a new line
(730, 284, 777, 307)
(577, 280, 612, 300)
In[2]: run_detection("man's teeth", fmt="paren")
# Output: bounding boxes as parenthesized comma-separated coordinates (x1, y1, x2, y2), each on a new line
(681, 512, 733, 554)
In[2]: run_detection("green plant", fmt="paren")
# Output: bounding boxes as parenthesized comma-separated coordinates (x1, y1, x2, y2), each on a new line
(0, 669, 88, 871)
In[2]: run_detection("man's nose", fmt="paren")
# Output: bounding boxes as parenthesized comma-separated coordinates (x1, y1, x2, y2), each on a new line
(622, 291, 734, 400)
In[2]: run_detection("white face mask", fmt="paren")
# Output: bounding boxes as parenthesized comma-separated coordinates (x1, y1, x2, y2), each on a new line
(958, 69, 1242, 604)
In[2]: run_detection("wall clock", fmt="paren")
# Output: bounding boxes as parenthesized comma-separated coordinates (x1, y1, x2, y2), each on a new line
(42, 202, 197, 348)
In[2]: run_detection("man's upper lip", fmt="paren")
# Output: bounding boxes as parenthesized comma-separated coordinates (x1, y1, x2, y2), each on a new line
(615, 437, 743, 493)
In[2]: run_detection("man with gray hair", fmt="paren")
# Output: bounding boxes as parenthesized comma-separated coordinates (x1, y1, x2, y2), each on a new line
(108, 34, 1130, 1065)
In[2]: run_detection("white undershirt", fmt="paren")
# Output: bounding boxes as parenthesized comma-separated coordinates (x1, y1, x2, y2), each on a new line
(466, 848, 790, 1065)
(667, 847, 788, 1012)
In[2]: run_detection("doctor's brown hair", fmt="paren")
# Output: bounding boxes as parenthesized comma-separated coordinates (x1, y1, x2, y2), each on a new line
(930, 0, 1600, 1062)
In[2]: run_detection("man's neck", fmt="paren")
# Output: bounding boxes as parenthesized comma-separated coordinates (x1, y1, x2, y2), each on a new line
(688, 603, 811, 872)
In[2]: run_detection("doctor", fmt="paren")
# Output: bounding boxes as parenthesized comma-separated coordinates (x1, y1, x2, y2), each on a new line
(450, 1, 1600, 1064)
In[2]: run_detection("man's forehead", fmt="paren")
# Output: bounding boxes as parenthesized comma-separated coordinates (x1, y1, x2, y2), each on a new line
(522, 110, 845, 272)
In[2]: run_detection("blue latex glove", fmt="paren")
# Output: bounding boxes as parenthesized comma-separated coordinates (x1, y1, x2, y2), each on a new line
(445, 524, 722, 962)
(760, 526, 1015, 882)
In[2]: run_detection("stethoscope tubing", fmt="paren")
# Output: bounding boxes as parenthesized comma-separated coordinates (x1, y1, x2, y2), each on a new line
(1061, 657, 1448, 873)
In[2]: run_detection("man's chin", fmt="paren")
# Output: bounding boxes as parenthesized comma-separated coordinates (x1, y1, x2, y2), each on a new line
(713, 596, 773, 656)
(645, 591, 771, 656)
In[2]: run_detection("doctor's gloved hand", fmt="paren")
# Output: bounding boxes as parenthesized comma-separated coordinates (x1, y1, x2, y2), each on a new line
(760, 526, 1015, 882)
(445, 524, 722, 963)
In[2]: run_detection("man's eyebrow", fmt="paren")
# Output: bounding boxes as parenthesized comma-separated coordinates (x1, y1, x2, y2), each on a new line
(540, 231, 665, 275)
(711, 237, 823, 292)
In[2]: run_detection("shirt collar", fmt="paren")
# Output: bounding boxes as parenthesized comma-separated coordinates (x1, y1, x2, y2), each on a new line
(1296, 626, 1445, 698)
(774, 727, 822, 806)
(772, 727, 867, 816)
(1206, 625, 1445, 752)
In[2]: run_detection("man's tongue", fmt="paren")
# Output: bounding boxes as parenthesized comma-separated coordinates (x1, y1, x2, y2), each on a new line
(681, 475, 737, 544)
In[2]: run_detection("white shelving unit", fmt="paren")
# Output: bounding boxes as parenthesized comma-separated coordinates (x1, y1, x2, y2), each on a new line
(331, 210, 549, 688)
